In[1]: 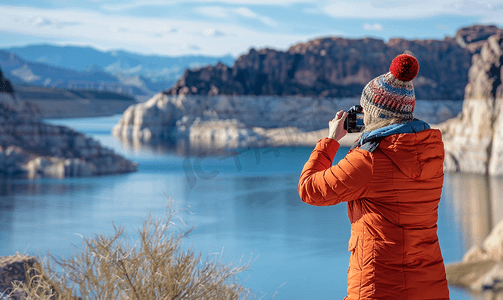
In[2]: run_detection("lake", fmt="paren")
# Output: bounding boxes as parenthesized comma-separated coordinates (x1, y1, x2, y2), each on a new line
(1, 114, 500, 300)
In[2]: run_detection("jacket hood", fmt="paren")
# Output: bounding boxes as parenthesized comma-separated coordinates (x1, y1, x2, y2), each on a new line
(358, 120, 444, 180)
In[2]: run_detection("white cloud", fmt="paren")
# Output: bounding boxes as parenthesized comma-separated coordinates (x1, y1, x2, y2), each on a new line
(82, 0, 503, 24)
(259, 17, 278, 27)
(202, 0, 311, 3)
(321, 0, 503, 20)
(363, 23, 383, 31)
(323, 1, 440, 19)
(56, 21, 80, 29)
(234, 7, 257, 18)
(157, 26, 178, 33)
(194, 6, 230, 18)
(0, 5, 311, 57)
(203, 28, 226, 37)
(234, 7, 278, 27)
(32, 17, 52, 27)
(30, 16, 79, 29)
(195, 6, 278, 27)
(100, 0, 172, 11)
(99, 0, 313, 12)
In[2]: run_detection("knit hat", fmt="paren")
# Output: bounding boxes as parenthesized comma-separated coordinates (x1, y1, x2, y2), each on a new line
(360, 54, 419, 122)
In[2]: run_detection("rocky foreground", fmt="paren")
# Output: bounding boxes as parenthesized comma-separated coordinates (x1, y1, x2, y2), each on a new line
(0, 68, 137, 178)
(0, 254, 37, 299)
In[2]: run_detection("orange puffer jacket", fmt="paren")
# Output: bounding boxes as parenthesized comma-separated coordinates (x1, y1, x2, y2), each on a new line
(299, 120, 449, 300)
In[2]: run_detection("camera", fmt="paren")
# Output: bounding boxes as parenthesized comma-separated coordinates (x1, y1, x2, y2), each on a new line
(343, 105, 364, 133)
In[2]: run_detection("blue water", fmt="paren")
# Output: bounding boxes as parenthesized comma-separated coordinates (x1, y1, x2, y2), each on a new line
(0, 115, 494, 299)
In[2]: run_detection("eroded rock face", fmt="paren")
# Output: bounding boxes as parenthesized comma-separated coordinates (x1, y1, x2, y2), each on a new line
(113, 93, 462, 153)
(439, 34, 503, 175)
(165, 25, 501, 101)
(0, 102, 137, 178)
(112, 93, 345, 152)
(0, 68, 137, 178)
(455, 25, 503, 54)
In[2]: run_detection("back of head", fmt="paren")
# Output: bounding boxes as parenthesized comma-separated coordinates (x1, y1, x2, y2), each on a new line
(360, 54, 419, 132)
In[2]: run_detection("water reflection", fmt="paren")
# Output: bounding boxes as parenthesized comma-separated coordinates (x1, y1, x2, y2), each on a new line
(444, 172, 503, 252)
(114, 133, 242, 157)
(174, 172, 349, 298)
(440, 172, 503, 300)
(0, 178, 100, 249)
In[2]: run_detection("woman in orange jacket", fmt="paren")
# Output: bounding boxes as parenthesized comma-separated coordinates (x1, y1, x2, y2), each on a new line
(298, 54, 450, 300)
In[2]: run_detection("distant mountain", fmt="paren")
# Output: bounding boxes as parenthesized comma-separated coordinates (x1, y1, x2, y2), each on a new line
(0, 44, 235, 100)
(0, 50, 151, 100)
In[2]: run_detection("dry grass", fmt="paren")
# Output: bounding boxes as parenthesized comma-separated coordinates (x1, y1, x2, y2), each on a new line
(9, 202, 252, 300)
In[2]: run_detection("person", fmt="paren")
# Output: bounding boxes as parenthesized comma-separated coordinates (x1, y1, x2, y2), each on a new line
(298, 54, 450, 300)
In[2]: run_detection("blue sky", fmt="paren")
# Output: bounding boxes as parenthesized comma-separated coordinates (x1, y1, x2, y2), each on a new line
(0, 0, 501, 57)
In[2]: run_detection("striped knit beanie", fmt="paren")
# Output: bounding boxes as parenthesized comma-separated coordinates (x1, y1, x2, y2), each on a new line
(360, 54, 419, 122)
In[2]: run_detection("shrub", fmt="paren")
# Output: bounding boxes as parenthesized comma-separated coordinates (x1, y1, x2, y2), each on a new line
(10, 203, 252, 300)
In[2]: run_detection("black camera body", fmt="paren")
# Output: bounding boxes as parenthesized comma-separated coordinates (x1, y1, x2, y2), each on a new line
(344, 105, 364, 133)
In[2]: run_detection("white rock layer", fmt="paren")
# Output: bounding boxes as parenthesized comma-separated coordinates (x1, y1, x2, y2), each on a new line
(438, 34, 503, 175)
(0, 91, 137, 178)
(113, 93, 462, 153)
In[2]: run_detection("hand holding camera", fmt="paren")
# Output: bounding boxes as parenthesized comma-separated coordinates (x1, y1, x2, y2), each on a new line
(328, 110, 348, 141)
(328, 105, 365, 142)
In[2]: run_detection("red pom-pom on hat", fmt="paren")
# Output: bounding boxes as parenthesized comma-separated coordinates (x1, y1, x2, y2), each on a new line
(389, 54, 419, 82)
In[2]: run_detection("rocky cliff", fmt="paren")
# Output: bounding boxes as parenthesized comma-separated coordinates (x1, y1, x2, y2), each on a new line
(0, 69, 137, 178)
(166, 25, 503, 100)
(439, 33, 503, 175)
(112, 93, 462, 153)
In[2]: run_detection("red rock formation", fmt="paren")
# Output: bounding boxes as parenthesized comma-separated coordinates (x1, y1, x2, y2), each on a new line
(455, 25, 503, 54)
(166, 25, 502, 100)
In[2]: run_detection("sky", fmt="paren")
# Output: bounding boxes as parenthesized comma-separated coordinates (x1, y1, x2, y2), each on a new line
(0, 0, 502, 58)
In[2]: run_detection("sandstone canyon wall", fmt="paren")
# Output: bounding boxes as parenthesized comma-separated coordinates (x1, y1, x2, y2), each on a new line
(166, 25, 502, 100)
(112, 93, 462, 153)
(439, 34, 503, 175)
